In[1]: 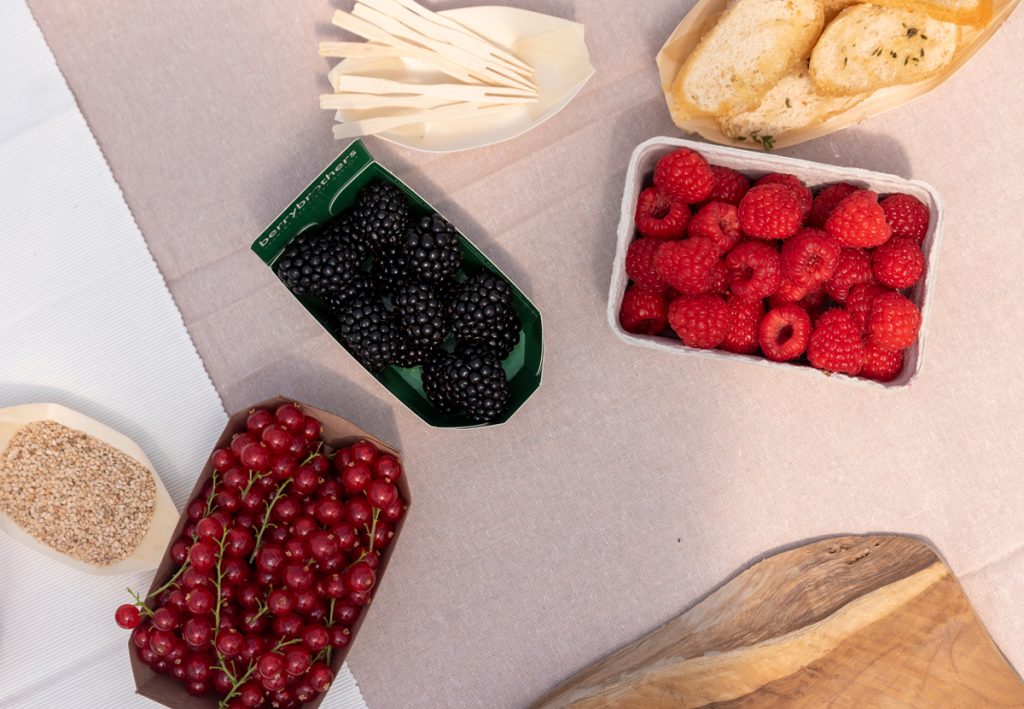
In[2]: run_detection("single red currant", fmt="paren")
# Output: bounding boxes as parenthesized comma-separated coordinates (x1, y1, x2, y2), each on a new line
(374, 453, 402, 482)
(115, 603, 141, 629)
(246, 408, 274, 436)
(188, 539, 218, 572)
(351, 440, 379, 464)
(301, 625, 329, 652)
(366, 480, 399, 509)
(308, 662, 334, 692)
(212, 448, 236, 473)
(302, 416, 322, 441)
(275, 403, 305, 432)
(267, 589, 296, 616)
(341, 461, 372, 495)
(328, 625, 352, 650)
(283, 647, 311, 676)
(185, 586, 214, 615)
(181, 617, 213, 649)
(216, 628, 245, 658)
(346, 498, 372, 527)
(230, 433, 257, 459)
(151, 606, 179, 631)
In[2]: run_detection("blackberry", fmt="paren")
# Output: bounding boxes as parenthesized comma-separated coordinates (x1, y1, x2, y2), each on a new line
(393, 283, 447, 348)
(372, 243, 409, 294)
(275, 230, 358, 297)
(322, 213, 370, 262)
(323, 272, 377, 313)
(449, 272, 522, 359)
(353, 182, 410, 254)
(421, 351, 460, 414)
(393, 339, 434, 369)
(447, 347, 510, 424)
(335, 297, 400, 371)
(403, 214, 462, 283)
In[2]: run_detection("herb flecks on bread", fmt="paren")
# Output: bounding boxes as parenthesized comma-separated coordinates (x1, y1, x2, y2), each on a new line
(810, 5, 961, 95)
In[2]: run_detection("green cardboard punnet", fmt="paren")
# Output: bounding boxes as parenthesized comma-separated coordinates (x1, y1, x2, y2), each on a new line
(252, 141, 543, 428)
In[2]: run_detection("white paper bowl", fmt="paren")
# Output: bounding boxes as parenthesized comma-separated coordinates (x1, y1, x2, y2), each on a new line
(607, 137, 944, 389)
(328, 6, 595, 153)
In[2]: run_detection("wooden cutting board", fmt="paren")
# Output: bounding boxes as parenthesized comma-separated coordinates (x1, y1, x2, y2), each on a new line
(535, 535, 1024, 708)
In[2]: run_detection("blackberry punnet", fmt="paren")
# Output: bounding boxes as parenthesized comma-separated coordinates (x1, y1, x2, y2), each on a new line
(275, 230, 359, 297)
(393, 282, 447, 348)
(448, 272, 521, 359)
(335, 297, 401, 371)
(447, 346, 510, 424)
(352, 182, 410, 254)
(403, 214, 462, 283)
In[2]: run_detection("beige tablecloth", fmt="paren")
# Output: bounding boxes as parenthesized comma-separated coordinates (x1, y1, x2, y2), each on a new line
(25, 1, 1024, 706)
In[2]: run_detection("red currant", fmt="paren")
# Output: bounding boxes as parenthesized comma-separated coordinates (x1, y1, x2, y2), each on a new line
(286, 433, 308, 459)
(132, 624, 150, 648)
(302, 416, 323, 441)
(348, 590, 372, 606)
(290, 516, 318, 539)
(293, 588, 319, 614)
(186, 499, 206, 522)
(341, 461, 372, 495)
(261, 425, 291, 454)
(239, 608, 268, 635)
(346, 497, 372, 526)
(185, 586, 214, 615)
(275, 403, 305, 431)
(240, 443, 270, 472)
(170, 538, 190, 565)
(366, 480, 398, 508)
(257, 652, 285, 678)
(188, 539, 218, 572)
(272, 496, 301, 524)
(115, 603, 141, 629)
(230, 433, 258, 458)
(151, 606, 179, 631)
(318, 479, 343, 499)
(283, 538, 309, 563)
(308, 662, 334, 692)
(255, 545, 285, 575)
(345, 561, 376, 594)
(331, 523, 358, 551)
(334, 447, 354, 470)
(267, 589, 295, 615)
(382, 500, 405, 523)
(293, 680, 316, 703)
(301, 624, 329, 652)
(292, 465, 320, 496)
(272, 612, 303, 638)
(185, 680, 209, 696)
(184, 652, 211, 682)
(214, 488, 241, 513)
(149, 628, 175, 656)
(283, 563, 315, 592)
(212, 448, 236, 473)
(321, 573, 345, 599)
(328, 625, 352, 649)
(195, 516, 224, 541)
(269, 454, 296, 481)
(182, 567, 212, 590)
(351, 440, 379, 464)
(212, 669, 234, 694)
(215, 628, 245, 657)
(261, 671, 286, 692)
(221, 556, 250, 585)
(224, 527, 254, 557)
(308, 454, 330, 476)
(371, 521, 393, 550)
(239, 681, 265, 707)
(315, 498, 344, 526)
(374, 453, 402, 482)
(283, 647, 311, 676)
(333, 603, 358, 626)
(246, 408, 274, 436)
(181, 616, 213, 649)
(308, 531, 339, 563)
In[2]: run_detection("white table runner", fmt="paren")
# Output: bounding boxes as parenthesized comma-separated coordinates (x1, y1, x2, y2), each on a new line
(0, 3, 366, 706)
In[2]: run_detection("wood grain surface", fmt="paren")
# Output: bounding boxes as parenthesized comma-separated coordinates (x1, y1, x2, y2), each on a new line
(536, 535, 1024, 708)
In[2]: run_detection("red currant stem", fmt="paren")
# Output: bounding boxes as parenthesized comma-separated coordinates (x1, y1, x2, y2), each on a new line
(239, 469, 261, 499)
(204, 470, 220, 517)
(145, 559, 191, 600)
(212, 527, 230, 640)
(249, 479, 292, 563)
(252, 596, 271, 623)
(215, 656, 257, 709)
(126, 588, 155, 617)
(367, 507, 381, 554)
(301, 443, 324, 466)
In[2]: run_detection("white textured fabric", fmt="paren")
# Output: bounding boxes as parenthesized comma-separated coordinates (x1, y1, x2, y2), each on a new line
(0, 3, 368, 707)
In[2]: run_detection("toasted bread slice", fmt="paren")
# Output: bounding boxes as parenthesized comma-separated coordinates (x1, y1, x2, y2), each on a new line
(810, 5, 960, 95)
(869, 0, 991, 24)
(719, 67, 866, 138)
(671, 0, 825, 117)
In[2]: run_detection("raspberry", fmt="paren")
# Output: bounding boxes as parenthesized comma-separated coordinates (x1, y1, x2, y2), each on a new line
(825, 248, 873, 303)
(758, 304, 812, 362)
(653, 148, 714, 204)
(845, 282, 888, 332)
(738, 184, 803, 240)
(770, 278, 809, 305)
(667, 294, 729, 349)
(825, 190, 892, 248)
(809, 182, 858, 228)
(867, 292, 921, 350)
(706, 260, 729, 294)
(880, 194, 930, 243)
(634, 188, 690, 239)
(654, 237, 719, 295)
(720, 296, 764, 354)
(726, 241, 782, 301)
(706, 165, 750, 205)
(625, 237, 666, 292)
(619, 287, 668, 335)
(872, 237, 924, 289)
(688, 202, 741, 253)
(781, 228, 841, 288)
(756, 173, 812, 218)
(807, 309, 865, 375)
(799, 287, 830, 322)
(862, 343, 904, 382)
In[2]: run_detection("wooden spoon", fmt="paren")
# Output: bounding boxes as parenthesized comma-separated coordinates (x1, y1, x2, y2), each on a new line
(0, 403, 178, 575)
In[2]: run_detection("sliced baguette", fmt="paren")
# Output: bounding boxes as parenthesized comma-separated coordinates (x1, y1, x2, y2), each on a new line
(671, 0, 825, 117)
(867, 0, 992, 24)
(824, 0, 863, 22)
(810, 5, 960, 95)
(719, 67, 866, 138)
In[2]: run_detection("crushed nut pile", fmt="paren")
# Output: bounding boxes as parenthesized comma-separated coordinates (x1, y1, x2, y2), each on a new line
(0, 420, 155, 566)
